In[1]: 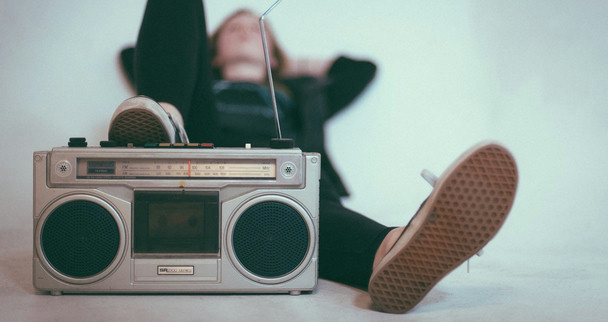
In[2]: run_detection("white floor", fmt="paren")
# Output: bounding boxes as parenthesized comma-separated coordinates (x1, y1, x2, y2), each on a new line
(2, 197, 608, 321)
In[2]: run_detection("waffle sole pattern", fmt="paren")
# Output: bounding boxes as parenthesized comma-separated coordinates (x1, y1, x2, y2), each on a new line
(368, 143, 518, 314)
(108, 109, 170, 146)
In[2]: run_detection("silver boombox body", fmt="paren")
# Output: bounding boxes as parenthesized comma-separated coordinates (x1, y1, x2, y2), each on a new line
(33, 146, 320, 295)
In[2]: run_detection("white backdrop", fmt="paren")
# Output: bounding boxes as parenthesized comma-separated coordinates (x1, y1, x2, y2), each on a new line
(2, 0, 607, 273)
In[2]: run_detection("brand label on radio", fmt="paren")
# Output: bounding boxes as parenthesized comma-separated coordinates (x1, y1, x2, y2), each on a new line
(157, 266, 194, 275)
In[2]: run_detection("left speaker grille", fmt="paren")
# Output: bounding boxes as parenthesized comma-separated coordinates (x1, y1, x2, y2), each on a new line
(41, 200, 120, 279)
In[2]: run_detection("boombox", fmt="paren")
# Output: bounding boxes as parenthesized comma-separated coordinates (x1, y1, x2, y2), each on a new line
(33, 145, 320, 296)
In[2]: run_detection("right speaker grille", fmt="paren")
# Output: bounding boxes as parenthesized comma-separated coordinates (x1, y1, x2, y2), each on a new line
(232, 201, 310, 279)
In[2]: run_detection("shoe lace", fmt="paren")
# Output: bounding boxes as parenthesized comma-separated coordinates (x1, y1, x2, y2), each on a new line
(167, 113, 189, 144)
(421, 169, 483, 273)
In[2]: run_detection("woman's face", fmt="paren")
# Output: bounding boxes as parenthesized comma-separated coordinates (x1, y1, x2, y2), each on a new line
(213, 12, 276, 68)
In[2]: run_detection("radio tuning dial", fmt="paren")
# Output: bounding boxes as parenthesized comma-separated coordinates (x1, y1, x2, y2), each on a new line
(68, 137, 87, 147)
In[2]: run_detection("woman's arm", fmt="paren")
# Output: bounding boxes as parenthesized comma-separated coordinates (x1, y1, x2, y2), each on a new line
(282, 56, 376, 119)
(325, 56, 377, 118)
(282, 58, 334, 78)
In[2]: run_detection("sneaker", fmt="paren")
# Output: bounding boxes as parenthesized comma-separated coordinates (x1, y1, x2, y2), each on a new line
(368, 142, 518, 313)
(108, 96, 189, 146)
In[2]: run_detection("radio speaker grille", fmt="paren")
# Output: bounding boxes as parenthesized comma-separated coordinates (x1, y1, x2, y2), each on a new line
(40, 200, 120, 279)
(233, 201, 309, 279)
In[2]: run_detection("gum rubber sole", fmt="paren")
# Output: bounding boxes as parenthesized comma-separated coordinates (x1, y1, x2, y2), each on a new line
(109, 109, 170, 146)
(368, 142, 518, 314)
(108, 96, 174, 147)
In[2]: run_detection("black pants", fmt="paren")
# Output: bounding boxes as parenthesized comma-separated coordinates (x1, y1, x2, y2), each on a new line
(134, 0, 391, 289)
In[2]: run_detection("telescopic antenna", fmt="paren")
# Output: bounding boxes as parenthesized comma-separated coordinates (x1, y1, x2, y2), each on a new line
(260, 0, 294, 149)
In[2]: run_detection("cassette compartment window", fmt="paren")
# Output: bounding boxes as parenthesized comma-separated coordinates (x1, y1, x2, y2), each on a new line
(133, 191, 219, 256)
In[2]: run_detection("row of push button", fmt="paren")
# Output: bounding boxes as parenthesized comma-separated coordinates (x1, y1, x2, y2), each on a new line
(144, 142, 215, 149)
(69, 138, 215, 148)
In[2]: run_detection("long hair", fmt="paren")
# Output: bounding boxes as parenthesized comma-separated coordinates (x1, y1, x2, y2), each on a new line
(209, 9, 287, 80)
